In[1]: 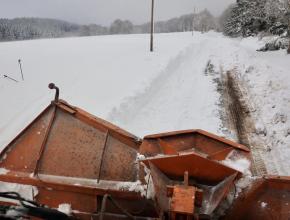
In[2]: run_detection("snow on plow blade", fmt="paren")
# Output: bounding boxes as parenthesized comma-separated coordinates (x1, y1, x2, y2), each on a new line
(0, 84, 288, 219)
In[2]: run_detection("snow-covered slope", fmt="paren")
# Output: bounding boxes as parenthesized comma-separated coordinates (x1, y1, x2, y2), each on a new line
(0, 33, 196, 148)
(0, 32, 289, 175)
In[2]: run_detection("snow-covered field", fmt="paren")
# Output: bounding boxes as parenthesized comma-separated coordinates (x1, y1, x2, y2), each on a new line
(0, 33, 197, 147)
(0, 32, 289, 175)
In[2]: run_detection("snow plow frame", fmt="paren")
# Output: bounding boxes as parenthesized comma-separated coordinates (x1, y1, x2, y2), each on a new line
(1, 83, 290, 219)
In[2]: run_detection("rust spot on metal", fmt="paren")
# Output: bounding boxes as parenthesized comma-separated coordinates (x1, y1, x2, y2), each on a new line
(170, 186, 195, 216)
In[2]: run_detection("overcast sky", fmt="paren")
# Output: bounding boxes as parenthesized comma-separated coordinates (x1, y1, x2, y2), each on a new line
(0, 0, 235, 26)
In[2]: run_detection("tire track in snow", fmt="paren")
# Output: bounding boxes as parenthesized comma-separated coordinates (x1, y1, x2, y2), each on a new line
(222, 69, 269, 176)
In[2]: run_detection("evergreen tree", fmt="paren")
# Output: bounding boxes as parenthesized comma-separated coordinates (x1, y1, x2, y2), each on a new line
(223, 0, 289, 37)
(224, 0, 266, 37)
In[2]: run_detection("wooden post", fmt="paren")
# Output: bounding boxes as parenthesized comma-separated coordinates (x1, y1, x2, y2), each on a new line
(150, 0, 154, 52)
(18, 59, 24, 81)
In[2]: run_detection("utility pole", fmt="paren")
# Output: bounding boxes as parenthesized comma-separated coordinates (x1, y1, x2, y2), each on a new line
(150, 0, 154, 52)
(192, 7, 196, 36)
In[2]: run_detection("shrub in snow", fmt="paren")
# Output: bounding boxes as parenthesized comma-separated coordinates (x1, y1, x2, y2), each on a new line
(269, 22, 288, 36)
(257, 37, 289, 51)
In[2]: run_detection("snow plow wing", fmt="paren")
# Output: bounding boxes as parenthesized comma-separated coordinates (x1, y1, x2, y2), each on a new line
(140, 129, 250, 161)
(0, 100, 141, 182)
(224, 176, 290, 220)
(0, 88, 158, 218)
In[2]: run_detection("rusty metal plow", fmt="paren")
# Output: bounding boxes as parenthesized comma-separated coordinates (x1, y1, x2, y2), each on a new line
(139, 151, 241, 219)
(0, 83, 289, 220)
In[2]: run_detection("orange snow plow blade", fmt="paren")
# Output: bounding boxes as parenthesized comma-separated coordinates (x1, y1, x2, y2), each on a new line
(0, 100, 140, 181)
(0, 85, 158, 218)
(141, 152, 241, 184)
(224, 176, 290, 220)
(140, 130, 251, 161)
(140, 152, 240, 218)
(0, 83, 289, 220)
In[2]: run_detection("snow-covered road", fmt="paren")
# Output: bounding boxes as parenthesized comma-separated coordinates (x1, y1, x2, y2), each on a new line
(108, 37, 221, 137)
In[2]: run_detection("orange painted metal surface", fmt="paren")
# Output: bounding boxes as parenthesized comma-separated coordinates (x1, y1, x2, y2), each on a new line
(224, 176, 290, 220)
(140, 130, 250, 161)
(170, 186, 196, 215)
(142, 153, 240, 185)
(0, 95, 152, 218)
(0, 96, 247, 219)
(0, 100, 140, 182)
(1, 84, 289, 219)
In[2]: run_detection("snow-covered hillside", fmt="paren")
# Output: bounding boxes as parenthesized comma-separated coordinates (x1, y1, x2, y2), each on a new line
(0, 32, 289, 175)
(0, 33, 196, 148)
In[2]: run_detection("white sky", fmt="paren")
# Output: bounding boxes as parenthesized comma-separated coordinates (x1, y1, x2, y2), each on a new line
(0, 0, 236, 26)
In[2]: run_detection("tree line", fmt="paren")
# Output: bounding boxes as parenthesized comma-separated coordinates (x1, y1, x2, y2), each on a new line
(2, 1, 288, 43)
(0, 10, 218, 41)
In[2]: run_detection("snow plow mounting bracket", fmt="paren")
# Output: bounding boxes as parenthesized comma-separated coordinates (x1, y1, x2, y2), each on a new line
(48, 83, 59, 103)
